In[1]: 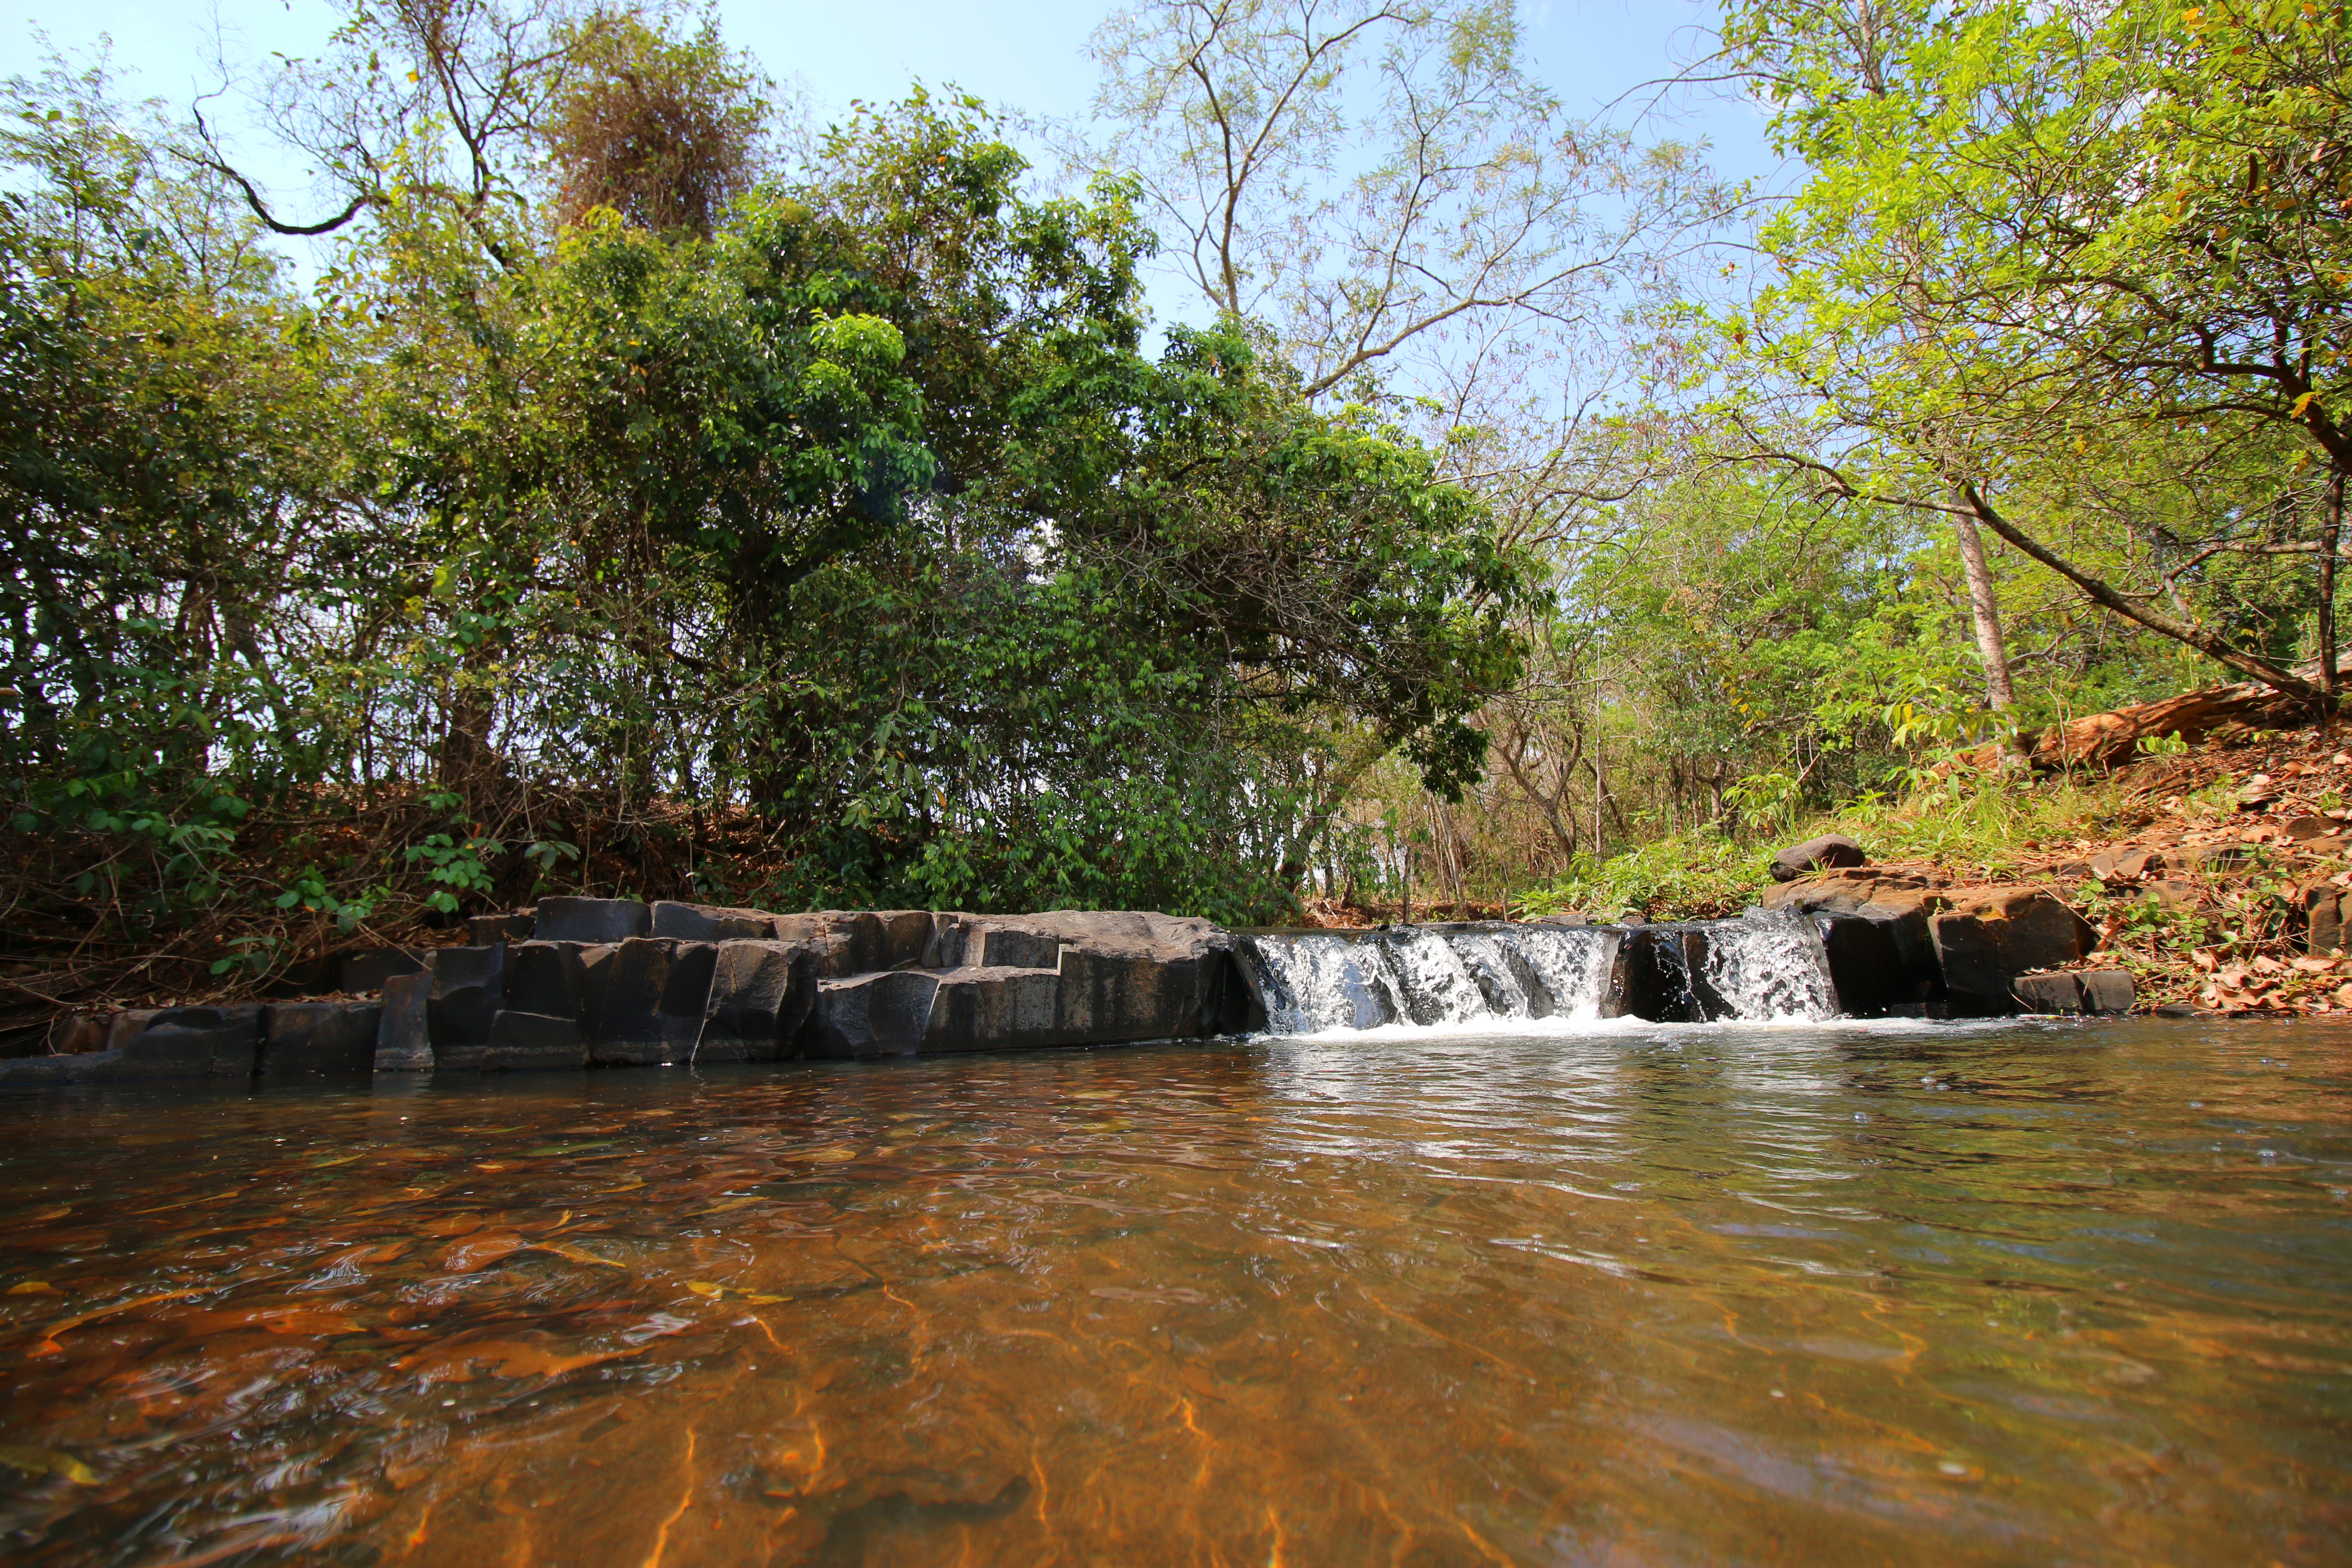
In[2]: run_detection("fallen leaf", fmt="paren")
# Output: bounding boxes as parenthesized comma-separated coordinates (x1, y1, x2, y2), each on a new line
(536, 1241, 626, 1270)
(2292, 956, 2338, 973)
(684, 1280, 724, 1298)
(397, 1336, 641, 1384)
(438, 1231, 527, 1274)
(0, 1445, 97, 1485)
(2253, 956, 2285, 975)
(6, 1281, 59, 1296)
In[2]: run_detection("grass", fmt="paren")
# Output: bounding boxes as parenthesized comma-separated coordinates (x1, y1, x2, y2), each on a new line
(1520, 765, 2165, 922)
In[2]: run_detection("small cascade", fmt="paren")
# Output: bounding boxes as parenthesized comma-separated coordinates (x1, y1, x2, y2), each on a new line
(1379, 928, 1493, 1026)
(1446, 931, 1540, 1020)
(1245, 932, 1409, 1033)
(1699, 908, 1840, 1022)
(1506, 926, 1621, 1022)
(1238, 912, 1843, 1036)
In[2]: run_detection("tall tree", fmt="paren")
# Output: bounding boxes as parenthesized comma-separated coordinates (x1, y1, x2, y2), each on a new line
(1718, 0, 2352, 704)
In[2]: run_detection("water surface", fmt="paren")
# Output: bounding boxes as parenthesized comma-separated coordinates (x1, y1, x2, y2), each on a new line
(2, 1017, 2348, 1565)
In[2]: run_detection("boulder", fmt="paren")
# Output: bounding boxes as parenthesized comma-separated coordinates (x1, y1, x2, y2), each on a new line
(696, 940, 814, 1063)
(2012, 969, 2137, 1017)
(105, 1005, 262, 1078)
(1770, 834, 1867, 883)
(260, 1002, 381, 1077)
(650, 901, 773, 942)
(340, 948, 426, 995)
(810, 970, 942, 1058)
(374, 972, 434, 1072)
(1524, 911, 1589, 927)
(424, 945, 506, 1071)
(1929, 889, 2098, 1014)
(533, 897, 652, 945)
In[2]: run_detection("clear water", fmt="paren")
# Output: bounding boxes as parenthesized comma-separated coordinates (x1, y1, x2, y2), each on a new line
(2, 1017, 2348, 1566)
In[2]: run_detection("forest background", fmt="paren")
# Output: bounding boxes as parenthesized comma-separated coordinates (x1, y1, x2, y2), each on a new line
(3, 0, 2346, 1016)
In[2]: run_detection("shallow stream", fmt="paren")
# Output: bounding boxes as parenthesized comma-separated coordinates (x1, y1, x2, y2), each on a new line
(2, 1017, 2348, 1565)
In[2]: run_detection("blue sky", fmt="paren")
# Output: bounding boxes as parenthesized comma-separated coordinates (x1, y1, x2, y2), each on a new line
(6, 0, 1773, 319)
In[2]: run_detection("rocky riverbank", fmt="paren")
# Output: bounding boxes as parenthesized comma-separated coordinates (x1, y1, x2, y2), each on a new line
(1758, 717, 2349, 1017)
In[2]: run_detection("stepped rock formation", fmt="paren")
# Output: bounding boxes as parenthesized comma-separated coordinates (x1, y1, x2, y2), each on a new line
(3, 888, 2141, 1084)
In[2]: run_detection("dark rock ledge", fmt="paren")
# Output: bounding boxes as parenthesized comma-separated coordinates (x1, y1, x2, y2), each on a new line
(7, 904, 1261, 1085)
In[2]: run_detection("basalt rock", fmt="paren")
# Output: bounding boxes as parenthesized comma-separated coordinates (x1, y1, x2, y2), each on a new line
(573, 937, 717, 1066)
(2012, 969, 2136, 1017)
(1615, 926, 1702, 1022)
(260, 1002, 381, 1077)
(340, 948, 426, 995)
(650, 901, 772, 943)
(533, 897, 651, 945)
(484, 940, 593, 1071)
(374, 973, 434, 1072)
(424, 945, 505, 1071)
(810, 969, 943, 1058)
(695, 940, 814, 1063)
(466, 912, 536, 946)
(1771, 834, 1867, 883)
(111, 1005, 263, 1078)
(1810, 913, 1928, 1017)
(1930, 889, 2100, 1016)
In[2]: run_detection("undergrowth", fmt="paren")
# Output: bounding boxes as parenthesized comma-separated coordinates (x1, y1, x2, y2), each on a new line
(1520, 760, 2165, 921)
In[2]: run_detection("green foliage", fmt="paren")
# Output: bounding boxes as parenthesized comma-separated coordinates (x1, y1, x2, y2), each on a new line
(0, 43, 1532, 979)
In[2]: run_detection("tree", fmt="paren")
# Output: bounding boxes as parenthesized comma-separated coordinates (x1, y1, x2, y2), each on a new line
(1087, 0, 1733, 402)
(1717, 0, 2352, 705)
(543, 8, 770, 236)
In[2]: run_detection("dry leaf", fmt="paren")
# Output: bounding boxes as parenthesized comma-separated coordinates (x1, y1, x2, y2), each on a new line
(0, 1445, 97, 1485)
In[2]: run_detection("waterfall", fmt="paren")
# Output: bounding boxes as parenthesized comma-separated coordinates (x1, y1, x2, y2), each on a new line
(1698, 908, 1840, 1023)
(1239, 912, 1841, 1036)
(1244, 931, 1409, 1034)
(1505, 927, 1620, 1022)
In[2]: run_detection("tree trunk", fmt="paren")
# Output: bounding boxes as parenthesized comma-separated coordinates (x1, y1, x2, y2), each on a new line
(1959, 482, 2321, 703)
(1951, 501, 2016, 712)
(2322, 471, 2343, 719)
(1591, 747, 1606, 861)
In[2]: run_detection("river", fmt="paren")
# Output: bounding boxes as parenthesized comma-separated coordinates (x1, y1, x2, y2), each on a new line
(1, 1016, 2346, 1565)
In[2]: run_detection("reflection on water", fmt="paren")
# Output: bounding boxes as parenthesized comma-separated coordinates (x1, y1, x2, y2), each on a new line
(2, 1018, 2349, 1566)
